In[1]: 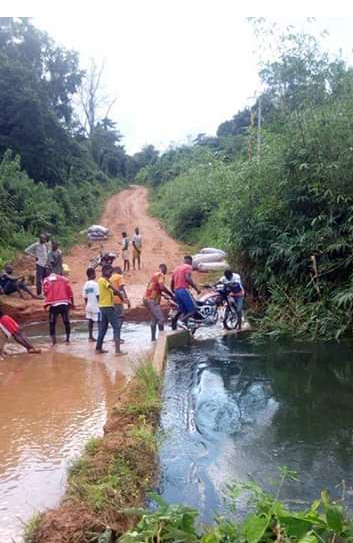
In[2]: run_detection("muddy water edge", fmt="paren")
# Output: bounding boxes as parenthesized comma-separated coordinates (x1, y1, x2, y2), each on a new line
(0, 320, 152, 543)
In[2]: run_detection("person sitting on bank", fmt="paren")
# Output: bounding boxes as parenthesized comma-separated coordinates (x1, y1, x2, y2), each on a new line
(0, 265, 39, 299)
(132, 227, 142, 271)
(143, 263, 174, 341)
(0, 308, 41, 354)
(43, 266, 74, 345)
(25, 234, 48, 296)
(47, 241, 63, 275)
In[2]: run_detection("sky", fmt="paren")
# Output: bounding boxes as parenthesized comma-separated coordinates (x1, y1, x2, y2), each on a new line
(26, 11, 353, 154)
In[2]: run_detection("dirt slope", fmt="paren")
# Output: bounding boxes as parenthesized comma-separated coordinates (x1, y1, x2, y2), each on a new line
(1, 186, 185, 321)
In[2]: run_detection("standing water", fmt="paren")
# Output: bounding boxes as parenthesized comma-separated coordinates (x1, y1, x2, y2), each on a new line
(0, 320, 151, 543)
(160, 335, 353, 520)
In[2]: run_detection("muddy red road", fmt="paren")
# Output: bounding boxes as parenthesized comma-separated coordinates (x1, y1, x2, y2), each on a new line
(1, 186, 185, 322)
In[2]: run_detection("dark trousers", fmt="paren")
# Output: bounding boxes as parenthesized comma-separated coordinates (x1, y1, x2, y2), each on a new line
(49, 304, 71, 338)
(96, 306, 119, 350)
(36, 264, 47, 295)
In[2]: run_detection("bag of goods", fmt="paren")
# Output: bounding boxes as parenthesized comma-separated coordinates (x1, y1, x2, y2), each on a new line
(192, 252, 225, 269)
(87, 224, 109, 241)
(197, 261, 228, 272)
(200, 248, 227, 258)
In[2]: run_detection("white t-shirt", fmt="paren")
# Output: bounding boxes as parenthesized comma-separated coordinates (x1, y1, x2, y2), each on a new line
(132, 234, 142, 249)
(220, 273, 243, 290)
(82, 280, 99, 313)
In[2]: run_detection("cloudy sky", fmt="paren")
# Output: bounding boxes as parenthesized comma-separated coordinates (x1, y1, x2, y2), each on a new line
(30, 11, 353, 154)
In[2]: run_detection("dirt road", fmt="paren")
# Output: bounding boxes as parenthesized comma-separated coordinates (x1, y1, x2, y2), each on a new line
(2, 186, 185, 321)
(67, 185, 184, 307)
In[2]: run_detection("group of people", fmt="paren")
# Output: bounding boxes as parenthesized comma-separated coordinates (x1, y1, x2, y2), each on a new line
(120, 228, 142, 273)
(0, 227, 244, 356)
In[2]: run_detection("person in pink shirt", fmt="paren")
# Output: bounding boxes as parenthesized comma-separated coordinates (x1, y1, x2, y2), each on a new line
(171, 255, 200, 329)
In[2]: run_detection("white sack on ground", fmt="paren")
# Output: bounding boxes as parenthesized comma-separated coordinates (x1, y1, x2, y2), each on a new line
(87, 224, 109, 234)
(200, 248, 226, 257)
(192, 252, 225, 267)
(197, 261, 228, 272)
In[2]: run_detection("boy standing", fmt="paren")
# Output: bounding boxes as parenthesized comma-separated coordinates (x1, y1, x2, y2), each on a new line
(132, 227, 142, 270)
(83, 268, 100, 341)
(43, 267, 74, 345)
(111, 266, 131, 350)
(96, 265, 125, 356)
(121, 232, 130, 273)
(25, 234, 48, 295)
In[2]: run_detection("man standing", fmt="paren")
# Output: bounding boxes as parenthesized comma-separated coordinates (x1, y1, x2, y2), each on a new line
(110, 266, 131, 351)
(47, 241, 63, 275)
(171, 256, 201, 328)
(143, 264, 174, 341)
(96, 265, 125, 356)
(43, 266, 74, 345)
(132, 227, 142, 271)
(25, 234, 48, 295)
(121, 232, 130, 273)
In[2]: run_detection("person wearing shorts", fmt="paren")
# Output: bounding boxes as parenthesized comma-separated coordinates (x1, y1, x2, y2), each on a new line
(43, 268, 74, 345)
(83, 268, 100, 341)
(121, 232, 130, 273)
(132, 227, 142, 271)
(171, 255, 201, 329)
(143, 264, 174, 341)
(0, 309, 41, 353)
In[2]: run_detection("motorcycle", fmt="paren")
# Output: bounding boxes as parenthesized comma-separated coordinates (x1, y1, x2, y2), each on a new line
(168, 283, 242, 335)
(89, 251, 118, 270)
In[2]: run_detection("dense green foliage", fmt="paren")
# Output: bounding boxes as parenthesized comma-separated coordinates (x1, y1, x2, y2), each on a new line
(143, 24, 353, 340)
(0, 17, 132, 265)
(122, 472, 353, 543)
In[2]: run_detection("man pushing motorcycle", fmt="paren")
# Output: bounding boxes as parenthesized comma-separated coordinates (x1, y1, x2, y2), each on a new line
(171, 255, 201, 330)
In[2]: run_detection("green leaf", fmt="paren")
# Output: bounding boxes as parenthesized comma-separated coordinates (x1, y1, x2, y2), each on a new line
(326, 505, 344, 532)
(297, 532, 318, 543)
(242, 514, 269, 543)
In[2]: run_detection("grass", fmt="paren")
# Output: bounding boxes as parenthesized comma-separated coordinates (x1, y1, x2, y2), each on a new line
(27, 360, 162, 543)
(23, 514, 43, 543)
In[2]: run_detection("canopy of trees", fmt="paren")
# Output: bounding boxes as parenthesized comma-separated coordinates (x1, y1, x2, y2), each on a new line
(141, 24, 353, 340)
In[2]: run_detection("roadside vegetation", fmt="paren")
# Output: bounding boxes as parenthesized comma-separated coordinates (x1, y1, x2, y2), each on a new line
(0, 18, 160, 266)
(123, 470, 353, 543)
(139, 21, 353, 340)
(24, 361, 161, 543)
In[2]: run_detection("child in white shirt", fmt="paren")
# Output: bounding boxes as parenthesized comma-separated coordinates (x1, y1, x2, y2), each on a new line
(82, 268, 100, 341)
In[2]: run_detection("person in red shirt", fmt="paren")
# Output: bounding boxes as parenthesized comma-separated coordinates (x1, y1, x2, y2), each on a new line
(0, 309, 41, 353)
(43, 268, 74, 345)
(171, 255, 201, 329)
(143, 264, 174, 341)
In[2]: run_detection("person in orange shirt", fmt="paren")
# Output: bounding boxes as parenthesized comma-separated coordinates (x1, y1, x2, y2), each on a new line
(143, 264, 174, 341)
(110, 266, 131, 352)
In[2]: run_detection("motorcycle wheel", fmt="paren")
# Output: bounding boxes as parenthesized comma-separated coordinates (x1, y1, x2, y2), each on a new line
(223, 307, 240, 330)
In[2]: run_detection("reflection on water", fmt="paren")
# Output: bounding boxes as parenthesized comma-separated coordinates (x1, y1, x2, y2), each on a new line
(0, 320, 151, 543)
(160, 337, 353, 521)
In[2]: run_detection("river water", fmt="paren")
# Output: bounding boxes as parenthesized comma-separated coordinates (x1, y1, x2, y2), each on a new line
(160, 335, 353, 520)
(0, 320, 150, 543)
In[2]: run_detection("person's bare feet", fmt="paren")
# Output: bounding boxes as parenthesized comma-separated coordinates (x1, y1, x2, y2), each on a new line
(89, 337, 96, 342)
(28, 348, 42, 354)
(96, 349, 109, 354)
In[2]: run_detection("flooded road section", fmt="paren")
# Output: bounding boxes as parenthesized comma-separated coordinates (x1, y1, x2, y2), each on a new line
(0, 320, 150, 543)
(160, 336, 353, 521)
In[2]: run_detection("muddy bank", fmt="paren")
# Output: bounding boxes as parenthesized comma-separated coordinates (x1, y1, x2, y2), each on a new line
(26, 362, 161, 543)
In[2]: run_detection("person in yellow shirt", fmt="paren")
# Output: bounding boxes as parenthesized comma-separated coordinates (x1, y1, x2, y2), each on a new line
(110, 266, 131, 350)
(95, 265, 126, 355)
(143, 263, 173, 341)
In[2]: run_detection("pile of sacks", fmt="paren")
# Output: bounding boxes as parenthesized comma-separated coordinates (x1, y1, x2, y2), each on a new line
(87, 225, 110, 241)
(192, 248, 228, 272)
